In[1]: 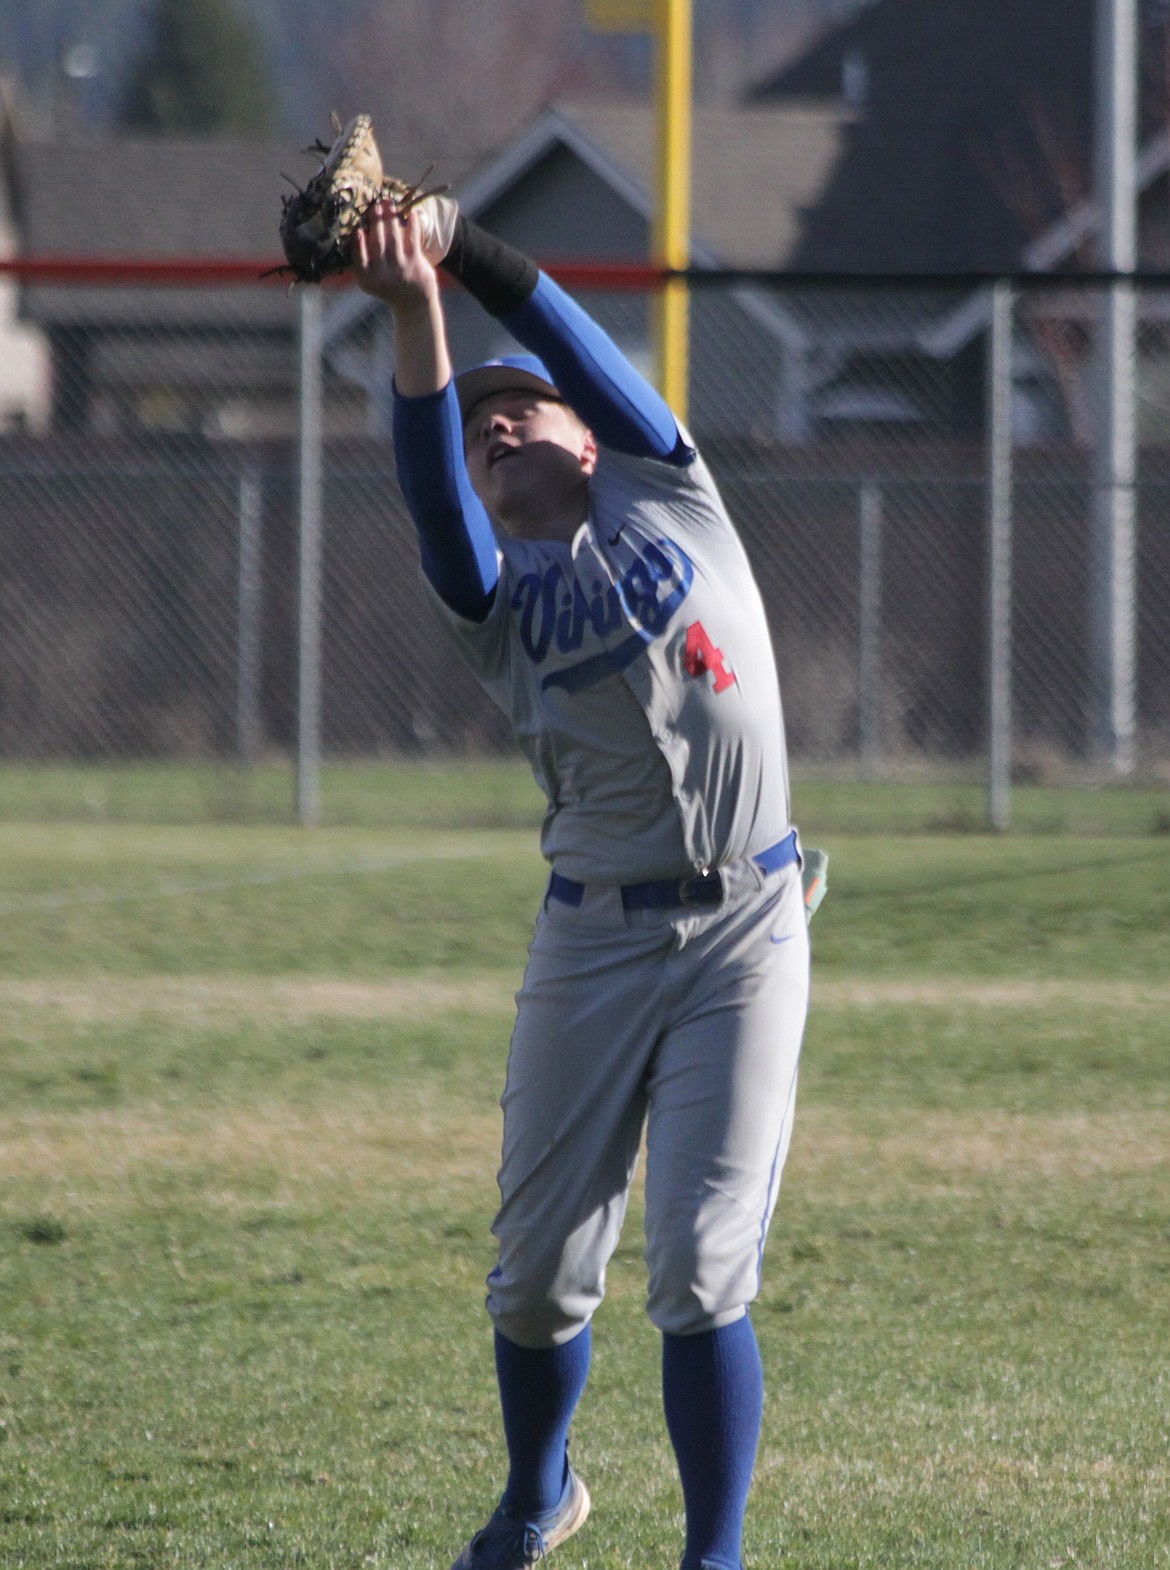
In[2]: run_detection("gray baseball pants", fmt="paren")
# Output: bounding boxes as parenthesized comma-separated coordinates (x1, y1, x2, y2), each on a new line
(486, 855, 810, 1348)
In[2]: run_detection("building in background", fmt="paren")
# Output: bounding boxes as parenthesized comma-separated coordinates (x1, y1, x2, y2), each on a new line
(325, 99, 854, 443)
(0, 75, 49, 433)
(750, 0, 1170, 270)
(4, 0, 1170, 446)
(745, 0, 1170, 443)
(11, 130, 302, 438)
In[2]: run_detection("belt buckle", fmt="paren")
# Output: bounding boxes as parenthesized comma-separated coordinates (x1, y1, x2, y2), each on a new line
(678, 868, 722, 908)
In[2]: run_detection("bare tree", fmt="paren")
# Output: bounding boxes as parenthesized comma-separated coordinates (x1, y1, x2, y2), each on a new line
(977, 6, 1170, 445)
(979, 101, 1097, 444)
(293, 0, 609, 183)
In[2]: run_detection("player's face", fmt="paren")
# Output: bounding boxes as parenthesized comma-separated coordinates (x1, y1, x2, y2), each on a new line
(463, 391, 597, 540)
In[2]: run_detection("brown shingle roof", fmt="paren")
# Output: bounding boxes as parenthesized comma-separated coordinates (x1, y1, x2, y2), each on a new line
(15, 133, 299, 327)
(459, 100, 854, 268)
(19, 134, 293, 259)
(560, 101, 854, 267)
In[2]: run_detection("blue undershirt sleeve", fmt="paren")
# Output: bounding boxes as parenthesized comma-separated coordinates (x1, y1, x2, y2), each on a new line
(503, 275, 695, 466)
(391, 379, 499, 622)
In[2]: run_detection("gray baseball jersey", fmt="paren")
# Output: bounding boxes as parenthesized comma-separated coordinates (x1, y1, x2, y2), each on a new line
(423, 438, 792, 883)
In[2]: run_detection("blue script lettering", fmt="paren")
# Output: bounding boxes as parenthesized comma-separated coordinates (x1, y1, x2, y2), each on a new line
(511, 567, 559, 663)
(553, 579, 624, 650)
(514, 539, 693, 668)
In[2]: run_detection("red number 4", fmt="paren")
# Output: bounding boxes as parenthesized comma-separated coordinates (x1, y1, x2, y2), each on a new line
(684, 621, 737, 693)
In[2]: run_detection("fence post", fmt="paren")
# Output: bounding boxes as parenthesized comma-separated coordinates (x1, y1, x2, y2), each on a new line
(857, 477, 883, 776)
(986, 280, 1014, 831)
(297, 288, 323, 826)
(1090, 0, 1138, 773)
(237, 466, 262, 765)
(1090, 277, 1138, 773)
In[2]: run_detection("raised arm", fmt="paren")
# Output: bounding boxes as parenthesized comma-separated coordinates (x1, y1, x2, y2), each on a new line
(354, 200, 499, 622)
(441, 219, 693, 465)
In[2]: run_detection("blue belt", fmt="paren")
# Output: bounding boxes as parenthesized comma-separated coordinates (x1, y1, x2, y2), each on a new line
(548, 829, 799, 913)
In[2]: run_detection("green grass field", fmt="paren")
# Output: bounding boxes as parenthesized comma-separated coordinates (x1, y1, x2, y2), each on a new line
(1, 765, 1167, 1569)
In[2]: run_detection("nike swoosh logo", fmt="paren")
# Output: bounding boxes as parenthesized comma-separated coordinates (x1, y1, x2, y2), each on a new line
(607, 525, 625, 545)
(770, 933, 794, 944)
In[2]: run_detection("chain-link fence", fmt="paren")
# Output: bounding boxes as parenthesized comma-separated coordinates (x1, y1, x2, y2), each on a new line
(1, 265, 1168, 821)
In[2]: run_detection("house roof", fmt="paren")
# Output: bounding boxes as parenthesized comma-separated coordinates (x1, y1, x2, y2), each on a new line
(746, 0, 1110, 272)
(320, 97, 845, 356)
(14, 132, 301, 329)
(456, 100, 855, 268)
(738, 0, 1170, 360)
(9, 102, 851, 337)
(16, 133, 293, 260)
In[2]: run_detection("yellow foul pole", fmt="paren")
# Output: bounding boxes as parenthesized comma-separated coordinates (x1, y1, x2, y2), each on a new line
(653, 0, 692, 420)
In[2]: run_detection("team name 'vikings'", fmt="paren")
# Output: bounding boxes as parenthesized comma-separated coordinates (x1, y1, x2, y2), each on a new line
(511, 538, 695, 669)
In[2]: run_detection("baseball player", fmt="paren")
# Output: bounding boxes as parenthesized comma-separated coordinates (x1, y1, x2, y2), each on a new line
(353, 194, 811, 1570)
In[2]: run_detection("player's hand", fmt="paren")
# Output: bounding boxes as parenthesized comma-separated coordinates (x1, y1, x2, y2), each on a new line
(352, 197, 439, 310)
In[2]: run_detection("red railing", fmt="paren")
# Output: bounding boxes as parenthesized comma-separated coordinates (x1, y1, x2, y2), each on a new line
(0, 257, 669, 290)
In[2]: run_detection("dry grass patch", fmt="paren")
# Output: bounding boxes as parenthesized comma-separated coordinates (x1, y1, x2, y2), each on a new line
(813, 978, 1170, 1010)
(786, 1106, 1170, 1191)
(4, 974, 1167, 1028)
(0, 1100, 503, 1203)
(4, 1100, 1165, 1212)
(0, 972, 518, 1025)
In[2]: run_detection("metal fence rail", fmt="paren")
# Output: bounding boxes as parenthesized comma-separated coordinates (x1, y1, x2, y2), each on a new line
(0, 265, 1168, 824)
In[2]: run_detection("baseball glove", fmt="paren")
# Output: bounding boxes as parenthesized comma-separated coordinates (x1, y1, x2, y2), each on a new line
(273, 112, 457, 284)
(801, 847, 829, 921)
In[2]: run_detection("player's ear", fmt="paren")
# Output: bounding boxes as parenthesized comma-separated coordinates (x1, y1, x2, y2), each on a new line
(579, 426, 598, 476)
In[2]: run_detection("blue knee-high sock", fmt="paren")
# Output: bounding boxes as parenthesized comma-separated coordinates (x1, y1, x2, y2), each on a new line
(662, 1316, 764, 1570)
(494, 1325, 592, 1517)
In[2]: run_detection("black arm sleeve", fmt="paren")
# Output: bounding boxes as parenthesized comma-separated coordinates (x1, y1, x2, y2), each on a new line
(439, 216, 538, 319)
